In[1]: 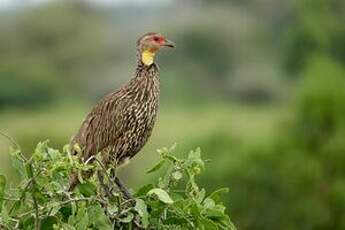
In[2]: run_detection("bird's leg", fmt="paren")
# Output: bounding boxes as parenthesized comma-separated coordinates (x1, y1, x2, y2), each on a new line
(109, 167, 133, 200)
(112, 175, 141, 228)
(114, 177, 133, 200)
(97, 170, 112, 198)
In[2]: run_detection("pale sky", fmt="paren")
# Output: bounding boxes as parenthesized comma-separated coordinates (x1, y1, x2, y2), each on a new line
(85, 0, 172, 5)
(0, 0, 172, 9)
(0, 0, 50, 6)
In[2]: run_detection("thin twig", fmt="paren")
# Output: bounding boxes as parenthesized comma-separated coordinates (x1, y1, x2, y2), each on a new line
(32, 194, 40, 230)
(0, 223, 11, 230)
(0, 131, 20, 150)
(0, 197, 20, 202)
(27, 163, 40, 230)
(120, 198, 136, 207)
(59, 197, 105, 207)
(16, 206, 44, 219)
(84, 155, 95, 165)
(19, 197, 106, 219)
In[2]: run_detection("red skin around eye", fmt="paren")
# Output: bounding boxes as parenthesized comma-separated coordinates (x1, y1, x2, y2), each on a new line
(151, 36, 165, 44)
(158, 37, 165, 44)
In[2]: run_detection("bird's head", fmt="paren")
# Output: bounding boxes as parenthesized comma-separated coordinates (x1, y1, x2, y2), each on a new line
(137, 32, 175, 66)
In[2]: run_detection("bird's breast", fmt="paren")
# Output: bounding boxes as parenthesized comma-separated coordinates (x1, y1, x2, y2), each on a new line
(117, 75, 160, 155)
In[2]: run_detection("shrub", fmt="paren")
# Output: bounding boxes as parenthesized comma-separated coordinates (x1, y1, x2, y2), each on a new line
(198, 56, 345, 230)
(0, 142, 235, 230)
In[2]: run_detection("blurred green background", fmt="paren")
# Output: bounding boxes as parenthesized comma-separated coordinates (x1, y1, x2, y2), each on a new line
(1, 0, 345, 229)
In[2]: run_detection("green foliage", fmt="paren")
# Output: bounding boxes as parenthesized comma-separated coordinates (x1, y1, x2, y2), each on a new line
(0, 2, 113, 108)
(293, 55, 345, 148)
(0, 142, 235, 229)
(0, 175, 6, 212)
(198, 56, 345, 230)
(0, 65, 57, 108)
(283, 0, 345, 74)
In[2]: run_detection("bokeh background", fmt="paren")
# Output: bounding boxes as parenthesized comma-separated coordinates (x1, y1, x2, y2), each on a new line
(1, 0, 345, 229)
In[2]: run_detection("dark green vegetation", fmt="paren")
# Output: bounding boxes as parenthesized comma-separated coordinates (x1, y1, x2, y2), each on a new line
(0, 0, 345, 229)
(199, 58, 345, 229)
(0, 143, 235, 229)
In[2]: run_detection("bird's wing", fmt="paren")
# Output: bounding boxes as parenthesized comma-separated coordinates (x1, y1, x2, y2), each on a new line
(71, 90, 130, 160)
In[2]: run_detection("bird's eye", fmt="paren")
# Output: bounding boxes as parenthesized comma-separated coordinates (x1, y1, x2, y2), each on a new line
(153, 37, 160, 42)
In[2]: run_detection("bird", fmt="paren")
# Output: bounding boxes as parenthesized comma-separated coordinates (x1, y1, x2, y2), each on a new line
(68, 32, 175, 194)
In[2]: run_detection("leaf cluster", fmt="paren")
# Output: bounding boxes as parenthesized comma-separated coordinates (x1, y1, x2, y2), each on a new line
(0, 142, 235, 230)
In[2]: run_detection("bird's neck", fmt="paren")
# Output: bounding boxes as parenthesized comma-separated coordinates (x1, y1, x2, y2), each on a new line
(133, 49, 160, 93)
(135, 50, 159, 77)
(130, 61, 160, 99)
(135, 61, 159, 79)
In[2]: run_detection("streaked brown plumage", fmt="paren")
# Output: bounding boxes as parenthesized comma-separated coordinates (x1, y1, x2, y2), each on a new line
(68, 32, 174, 191)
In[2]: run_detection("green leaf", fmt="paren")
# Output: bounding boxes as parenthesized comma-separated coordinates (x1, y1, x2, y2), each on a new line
(195, 188, 206, 204)
(119, 212, 134, 223)
(208, 188, 229, 203)
(148, 188, 174, 204)
(60, 204, 73, 219)
(206, 207, 226, 218)
(172, 171, 183, 181)
(200, 217, 218, 230)
(158, 166, 174, 189)
(20, 216, 35, 230)
(134, 184, 154, 197)
(187, 148, 205, 174)
(163, 216, 188, 225)
(1, 204, 10, 226)
(169, 143, 177, 152)
(41, 216, 58, 230)
(10, 151, 26, 178)
(88, 204, 112, 230)
(211, 214, 233, 230)
(77, 181, 96, 197)
(0, 174, 6, 211)
(190, 201, 201, 217)
(147, 200, 166, 219)
(77, 170, 84, 184)
(203, 198, 216, 210)
(60, 223, 77, 230)
(134, 199, 149, 228)
(47, 201, 61, 216)
(146, 160, 166, 174)
(107, 204, 118, 215)
(188, 147, 202, 161)
(75, 209, 89, 230)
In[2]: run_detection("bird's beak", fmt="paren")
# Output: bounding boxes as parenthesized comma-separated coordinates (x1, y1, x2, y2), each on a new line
(163, 39, 175, 48)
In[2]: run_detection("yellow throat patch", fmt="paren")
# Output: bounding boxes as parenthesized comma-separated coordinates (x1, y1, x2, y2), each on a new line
(142, 50, 156, 66)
